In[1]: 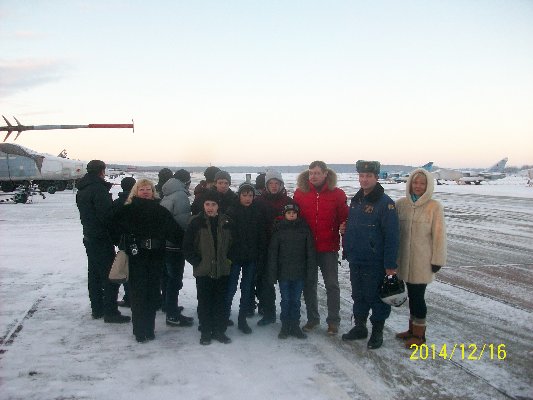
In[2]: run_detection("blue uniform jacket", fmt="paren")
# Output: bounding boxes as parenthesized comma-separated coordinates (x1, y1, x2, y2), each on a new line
(343, 183, 400, 269)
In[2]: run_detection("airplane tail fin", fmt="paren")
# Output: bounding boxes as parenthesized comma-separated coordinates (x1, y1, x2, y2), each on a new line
(420, 162, 433, 172)
(488, 157, 508, 172)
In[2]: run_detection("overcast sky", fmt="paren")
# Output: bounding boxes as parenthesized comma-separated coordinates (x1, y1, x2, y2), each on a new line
(1, 0, 532, 168)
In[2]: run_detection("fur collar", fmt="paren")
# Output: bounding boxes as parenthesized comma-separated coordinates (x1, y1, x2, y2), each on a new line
(296, 168, 338, 193)
(352, 182, 385, 204)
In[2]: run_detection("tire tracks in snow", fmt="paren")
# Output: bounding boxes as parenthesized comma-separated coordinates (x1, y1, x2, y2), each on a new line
(316, 280, 522, 399)
(0, 296, 45, 357)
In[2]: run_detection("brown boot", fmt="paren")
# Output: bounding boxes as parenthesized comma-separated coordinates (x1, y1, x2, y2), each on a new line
(396, 318, 413, 340)
(404, 323, 426, 348)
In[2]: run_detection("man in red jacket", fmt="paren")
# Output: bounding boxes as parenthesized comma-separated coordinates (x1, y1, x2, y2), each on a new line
(293, 161, 348, 335)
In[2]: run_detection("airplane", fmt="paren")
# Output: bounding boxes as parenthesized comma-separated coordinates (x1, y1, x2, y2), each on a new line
(379, 162, 433, 183)
(433, 157, 508, 185)
(0, 143, 86, 193)
(0, 115, 134, 201)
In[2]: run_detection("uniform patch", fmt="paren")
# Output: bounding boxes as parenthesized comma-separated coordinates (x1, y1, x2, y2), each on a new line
(388, 204, 396, 210)
(364, 205, 374, 213)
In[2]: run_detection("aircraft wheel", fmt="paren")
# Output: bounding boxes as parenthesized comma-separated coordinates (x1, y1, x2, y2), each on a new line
(55, 181, 67, 191)
(47, 186, 57, 194)
(1, 182, 16, 192)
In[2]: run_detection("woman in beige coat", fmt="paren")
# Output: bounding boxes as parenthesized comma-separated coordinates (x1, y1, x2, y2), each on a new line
(396, 168, 447, 347)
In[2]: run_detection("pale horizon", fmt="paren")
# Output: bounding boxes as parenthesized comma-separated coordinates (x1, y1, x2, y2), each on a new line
(1, 1, 532, 168)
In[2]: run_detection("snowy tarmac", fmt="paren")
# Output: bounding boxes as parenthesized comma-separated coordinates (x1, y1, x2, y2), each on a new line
(1, 174, 532, 400)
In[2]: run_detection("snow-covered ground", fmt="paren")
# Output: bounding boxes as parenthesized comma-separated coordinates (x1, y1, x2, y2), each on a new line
(1, 173, 532, 400)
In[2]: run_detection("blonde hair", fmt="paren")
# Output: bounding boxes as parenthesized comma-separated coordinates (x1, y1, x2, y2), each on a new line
(409, 171, 427, 193)
(125, 178, 158, 204)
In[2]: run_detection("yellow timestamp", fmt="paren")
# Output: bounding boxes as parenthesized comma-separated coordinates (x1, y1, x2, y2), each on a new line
(409, 343, 507, 361)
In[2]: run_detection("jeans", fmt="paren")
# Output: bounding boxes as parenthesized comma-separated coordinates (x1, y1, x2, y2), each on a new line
(83, 236, 119, 316)
(165, 250, 185, 317)
(279, 280, 304, 322)
(349, 263, 391, 323)
(225, 262, 256, 319)
(303, 251, 340, 325)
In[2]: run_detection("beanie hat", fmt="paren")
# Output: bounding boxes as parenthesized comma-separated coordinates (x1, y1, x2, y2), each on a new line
(158, 168, 173, 181)
(283, 203, 300, 214)
(86, 160, 106, 174)
(238, 182, 255, 196)
(214, 170, 231, 184)
(174, 169, 191, 184)
(203, 190, 220, 205)
(356, 160, 380, 175)
(203, 166, 221, 182)
(265, 170, 284, 192)
(255, 173, 266, 190)
(120, 177, 136, 192)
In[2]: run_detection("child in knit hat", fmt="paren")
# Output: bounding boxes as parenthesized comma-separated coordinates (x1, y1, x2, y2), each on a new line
(267, 203, 316, 339)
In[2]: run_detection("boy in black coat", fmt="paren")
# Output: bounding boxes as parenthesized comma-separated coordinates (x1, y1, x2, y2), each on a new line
(268, 203, 316, 339)
(225, 182, 267, 334)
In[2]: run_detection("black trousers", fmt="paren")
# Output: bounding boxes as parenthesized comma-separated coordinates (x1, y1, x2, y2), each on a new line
(406, 282, 427, 320)
(129, 255, 163, 338)
(196, 276, 229, 335)
(83, 236, 119, 316)
(256, 264, 276, 319)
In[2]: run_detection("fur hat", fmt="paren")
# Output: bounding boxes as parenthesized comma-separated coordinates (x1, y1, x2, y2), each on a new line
(238, 182, 255, 196)
(203, 190, 220, 205)
(120, 177, 136, 192)
(265, 170, 284, 191)
(356, 160, 380, 175)
(203, 166, 221, 182)
(86, 160, 106, 174)
(174, 169, 191, 184)
(214, 170, 231, 184)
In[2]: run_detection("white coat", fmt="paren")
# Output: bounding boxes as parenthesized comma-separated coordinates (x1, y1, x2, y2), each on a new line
(396, 168, 447, 284)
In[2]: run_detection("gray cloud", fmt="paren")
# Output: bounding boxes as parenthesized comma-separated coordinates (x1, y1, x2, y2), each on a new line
(0, 58, 69, 96)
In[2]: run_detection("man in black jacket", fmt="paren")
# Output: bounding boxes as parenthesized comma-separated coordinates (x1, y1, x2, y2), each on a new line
(76, 160, 130, 323)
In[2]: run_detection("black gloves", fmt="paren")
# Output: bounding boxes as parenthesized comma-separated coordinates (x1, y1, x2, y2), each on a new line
(431, 265, 442, 273)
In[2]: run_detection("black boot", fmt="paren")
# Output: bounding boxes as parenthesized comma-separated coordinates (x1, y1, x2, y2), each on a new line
(290, 321, 307, 339)
(177, 309, 194, 327)
(212, 331, 232, 344)
(238, 314, 252, 334)
(367, 321, 385, 349)
(278, 321, 290, 339)
(342, 316, 368, 341)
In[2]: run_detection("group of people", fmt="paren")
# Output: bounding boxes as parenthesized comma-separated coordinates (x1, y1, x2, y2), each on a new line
(76, 159, 447, 349)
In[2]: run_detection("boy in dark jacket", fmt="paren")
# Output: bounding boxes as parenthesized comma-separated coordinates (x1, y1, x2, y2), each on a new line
(225, 182, 267, 334)
(268, 203, 316, 339)
(183, 191, 233, 345)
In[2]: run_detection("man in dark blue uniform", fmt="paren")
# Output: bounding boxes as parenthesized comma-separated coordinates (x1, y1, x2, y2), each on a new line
(76, 160, 130, 323)
(341, 160, 399, 349)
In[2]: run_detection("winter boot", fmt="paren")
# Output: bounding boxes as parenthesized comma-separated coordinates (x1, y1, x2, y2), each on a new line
(342, 317, 368, 341)
(212, 331, 232, 344)
(278, 321, 290, 339)
(367, 320, 385, 349)
(257, 317, 275, 326)
(177, 309, 194, 327)
(200, 332, 212, 346)
(405, 323, 426, 348)
(290, 321, 307, 339)
(238, 314, 252, 334)
(396, 317, 413, 340)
